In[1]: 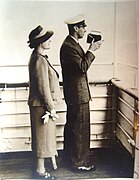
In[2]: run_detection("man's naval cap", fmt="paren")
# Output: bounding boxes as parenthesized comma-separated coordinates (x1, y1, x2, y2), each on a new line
(64, 14, 87, 27)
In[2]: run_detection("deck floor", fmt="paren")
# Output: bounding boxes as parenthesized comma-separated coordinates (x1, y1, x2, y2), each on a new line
(0, 147, 134, 180)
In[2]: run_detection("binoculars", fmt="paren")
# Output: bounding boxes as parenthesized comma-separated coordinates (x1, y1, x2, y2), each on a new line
(87, 33, 102, 43)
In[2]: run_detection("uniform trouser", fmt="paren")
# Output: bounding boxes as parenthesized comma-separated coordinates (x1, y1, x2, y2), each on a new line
(64, 102, 90, 168)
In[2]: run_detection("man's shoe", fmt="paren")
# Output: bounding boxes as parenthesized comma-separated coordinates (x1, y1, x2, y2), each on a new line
(73, 165, 96, 172)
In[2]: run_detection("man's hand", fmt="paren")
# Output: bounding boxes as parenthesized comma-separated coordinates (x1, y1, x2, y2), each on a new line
(88, 39, 103, 52)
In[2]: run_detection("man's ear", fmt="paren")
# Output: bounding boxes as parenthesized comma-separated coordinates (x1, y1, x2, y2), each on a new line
(73, 26, 78, 32)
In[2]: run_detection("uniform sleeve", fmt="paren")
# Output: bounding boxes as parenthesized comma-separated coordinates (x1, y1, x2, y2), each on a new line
(61, 43, 95, 73)
(35, 56, 54, 111)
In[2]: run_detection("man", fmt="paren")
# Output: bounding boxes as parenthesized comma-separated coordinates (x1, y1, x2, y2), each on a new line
(60, 14, 102, 171)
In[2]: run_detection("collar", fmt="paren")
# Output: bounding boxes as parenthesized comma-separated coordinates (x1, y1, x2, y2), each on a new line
(69, 35, 79, 43)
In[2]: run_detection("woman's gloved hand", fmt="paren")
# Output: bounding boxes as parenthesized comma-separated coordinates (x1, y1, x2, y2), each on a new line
(50, 109, 59, 121)
(42, 111, 50, 124)
(42, 109, 59, 124)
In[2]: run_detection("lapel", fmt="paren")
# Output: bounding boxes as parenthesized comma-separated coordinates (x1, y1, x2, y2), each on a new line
(39, 54, 59, 78)
(76, 43, 85, 57)
(66, 35, 85, 57)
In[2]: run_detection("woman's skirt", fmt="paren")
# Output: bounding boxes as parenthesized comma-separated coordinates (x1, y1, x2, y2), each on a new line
(29, 106, 57, 158)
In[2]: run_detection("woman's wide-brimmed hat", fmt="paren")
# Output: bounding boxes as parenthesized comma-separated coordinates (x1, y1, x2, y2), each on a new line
(27, 25, 54, 48)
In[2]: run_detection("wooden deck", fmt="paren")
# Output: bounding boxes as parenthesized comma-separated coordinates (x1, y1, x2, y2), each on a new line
(0, 146, 134, 180)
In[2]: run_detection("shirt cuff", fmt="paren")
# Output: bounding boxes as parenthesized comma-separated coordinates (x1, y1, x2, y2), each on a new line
(87, 50, 94, 54)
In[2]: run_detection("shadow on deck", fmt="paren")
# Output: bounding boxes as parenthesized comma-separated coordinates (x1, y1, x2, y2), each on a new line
(0, 147, 134, 179)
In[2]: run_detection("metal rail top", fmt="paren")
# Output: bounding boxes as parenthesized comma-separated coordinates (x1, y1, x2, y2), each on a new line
(0, 81, 112, 89)
(111, 78, 138, 101)
(0, 79, 138, 101)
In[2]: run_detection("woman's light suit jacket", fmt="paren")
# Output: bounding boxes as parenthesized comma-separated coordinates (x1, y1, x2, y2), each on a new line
(60, 35, 95, 105)
(28, 51, 61, 111)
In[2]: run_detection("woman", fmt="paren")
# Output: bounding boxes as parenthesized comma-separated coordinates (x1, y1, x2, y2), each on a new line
(27, 25, 61, 179)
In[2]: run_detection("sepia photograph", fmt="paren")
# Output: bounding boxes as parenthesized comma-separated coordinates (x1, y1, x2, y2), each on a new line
(0, 0, 138, 179)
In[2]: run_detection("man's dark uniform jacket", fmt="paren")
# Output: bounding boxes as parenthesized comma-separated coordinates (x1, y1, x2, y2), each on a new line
(60, 35, 95, 105)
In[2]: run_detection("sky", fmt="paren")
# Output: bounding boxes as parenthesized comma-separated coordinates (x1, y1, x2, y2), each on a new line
(0, 0, 114, 82)
(0, 0, 137, 83)
(0, 0, 115, 65)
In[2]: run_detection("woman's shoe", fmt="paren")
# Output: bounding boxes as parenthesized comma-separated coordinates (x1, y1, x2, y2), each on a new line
(33, 170, 56, 179)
